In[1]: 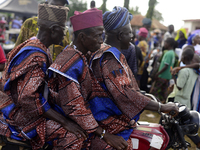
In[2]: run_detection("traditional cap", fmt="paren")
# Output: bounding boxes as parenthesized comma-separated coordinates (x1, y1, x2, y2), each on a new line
(38, 3, 69, 26)
(138, 27, 148, 38)
(142, 18, 152, 26)
(0, 20, 7, 24)
(70, 8, 103, 32)
(154, 28, 161, 33)
(187, 34, 197, 45)
(103, 6, 133, 32)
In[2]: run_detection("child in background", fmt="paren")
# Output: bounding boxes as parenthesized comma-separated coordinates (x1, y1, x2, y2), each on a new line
(173, 47, 198, 108)
(170, 46, 200, 150)
(150, 38, 175, 102)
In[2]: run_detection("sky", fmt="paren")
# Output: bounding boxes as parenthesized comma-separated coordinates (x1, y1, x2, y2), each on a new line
(86, 0, 200, 30)
(0, 0, 199, 30)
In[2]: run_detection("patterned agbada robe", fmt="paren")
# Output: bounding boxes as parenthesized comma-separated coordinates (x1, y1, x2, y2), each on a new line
(0, 38, 82, 150)
(48, 45, 99, 135)
(48, 45, 130, 150)
(87, 44, 151, 150)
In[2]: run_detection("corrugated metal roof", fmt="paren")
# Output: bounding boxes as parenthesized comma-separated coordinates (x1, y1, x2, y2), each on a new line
(0, 0, 38, 17)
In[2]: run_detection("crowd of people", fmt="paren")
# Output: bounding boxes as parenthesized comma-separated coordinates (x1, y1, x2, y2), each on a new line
(0, 0, 200, 149)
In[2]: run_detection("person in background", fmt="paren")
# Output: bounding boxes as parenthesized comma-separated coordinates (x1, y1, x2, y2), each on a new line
(171, 46, 200, 76)
(10, 16, 22, 42)
(162, 25, 175, 47)
(0, 45, 6, 92)
(90, 0, 95, 8)
(179, 34, 200, 66)
(0, 20, 6, 44)
(170, 45, 200, 102)
(137, 27, 149, 90)
(121, 43, 138, 78)
(142, 18, 153, 51)
(0, 45, 6, 71)
(0, 44, 6, 80)
(129, 30, 143, 83)
(11, 16, 22, 29)
(14, 0, 71, 62)
(168, 46, 200, 149)
(0, 4, 87, 150)
(175, 28, 187, 49)
(88, 6, 179, 149)
(131, 31, 143, 69)
(173, 47, 197, 108)
(142, 18, 152, 31)
(153, 29, 162, 47)
(150, 38, 176, 102)
(48, 8, 129, 150)
(189, 34, 200, 56)
(0, 19, 6, 88)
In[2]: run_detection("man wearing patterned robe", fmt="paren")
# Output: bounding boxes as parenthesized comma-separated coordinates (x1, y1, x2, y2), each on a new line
(48, 8, 129, 150)
(87, 6, 179, 150)
(0, 4, 86, 150)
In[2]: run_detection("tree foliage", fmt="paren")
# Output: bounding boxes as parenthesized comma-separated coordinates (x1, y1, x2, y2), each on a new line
(153, 9, 163, 22)
(146, 0, 158, 20)
(37, 0, 45, 3)
(124, 0, 130, 10)
(99, 0, 107, 13)
(129, 6, 141, 15)
(68, 0, 87, 19)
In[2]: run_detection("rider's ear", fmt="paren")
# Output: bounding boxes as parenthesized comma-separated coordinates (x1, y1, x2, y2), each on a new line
(117, 31, 123, 41)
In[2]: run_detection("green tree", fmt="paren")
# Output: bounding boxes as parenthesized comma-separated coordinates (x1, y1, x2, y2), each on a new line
(153, 9, 163, 22)
(99, 0, 107, 13)
(124, 0, 130, 10)
(67, 0, 87, 19)
(146, 0, 158, 20)
(129, 6, 141, 15)
(37, 0, 45, 3)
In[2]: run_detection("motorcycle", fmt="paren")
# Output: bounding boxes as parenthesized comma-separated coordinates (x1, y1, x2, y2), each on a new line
(0, 93, 199, 150)
(130, 93, 200, 150)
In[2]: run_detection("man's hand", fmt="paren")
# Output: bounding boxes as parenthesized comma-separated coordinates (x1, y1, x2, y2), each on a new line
(168, 84, 174, 93)
(43, 108, 88, 140)
(62, 118, 88, 140)
(171, 67, 181, 75)
(103, 132, 128, 150)
(153, 73, 159, 81)
(161, 102, 179, 117)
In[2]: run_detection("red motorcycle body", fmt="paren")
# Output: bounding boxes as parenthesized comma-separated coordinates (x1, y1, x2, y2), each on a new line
(130, 122, 169, 150)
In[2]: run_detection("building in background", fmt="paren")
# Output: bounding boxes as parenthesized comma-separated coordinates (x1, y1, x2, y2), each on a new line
(130, 14, 167, 32)
(182, 19, 200, 34)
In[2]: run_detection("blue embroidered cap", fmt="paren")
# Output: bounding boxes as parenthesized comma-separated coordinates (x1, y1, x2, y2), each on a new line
(103, 6, 132, 32)
(142, 18, 152, 26)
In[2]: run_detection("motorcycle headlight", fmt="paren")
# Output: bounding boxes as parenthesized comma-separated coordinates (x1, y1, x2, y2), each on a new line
(175, 105, 200, 136)
(177, 105, 191, 124)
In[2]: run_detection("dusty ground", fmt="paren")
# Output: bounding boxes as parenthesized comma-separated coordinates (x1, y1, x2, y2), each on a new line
(139, 110, 199, 150)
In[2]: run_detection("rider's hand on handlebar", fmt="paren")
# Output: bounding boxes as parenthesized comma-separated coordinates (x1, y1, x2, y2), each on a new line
(161, 102, 179, 117)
